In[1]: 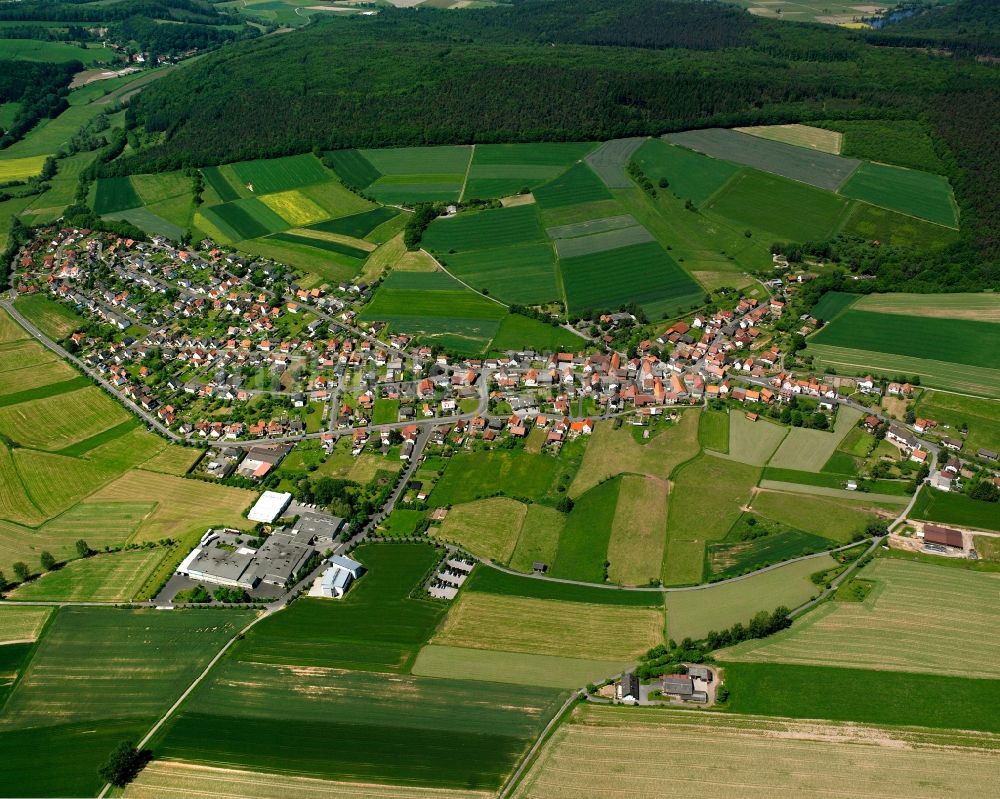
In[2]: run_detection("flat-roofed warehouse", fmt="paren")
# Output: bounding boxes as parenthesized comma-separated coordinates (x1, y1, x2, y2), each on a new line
(248, 491, 293, 523)
(923, 524, 964, 549)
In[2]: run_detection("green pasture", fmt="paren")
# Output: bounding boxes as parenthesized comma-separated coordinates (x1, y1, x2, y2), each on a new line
(466, 563, 663, 607)
(704, 170, 852, 242)
(633, 138, 740, 204)
(752, 489, 890, 541)
(810, 291, 858, 321)
(308, 206, 399, 238)
(92, 176, 142, 214)
(0, 39, 109, 65)
(722, 662, 1000, 733)
(840, 162, 957, 227)
(324, 148, 382, 189)
(699, 409, 730, 452)
(430, 448, 562, 506)
(560, 239, 703, 318)
(914, 391, 1000, 454)
(910, 487, 1000, 532)
(533, 162, 611, 209)
(665, 128, 860, 192)
(842, 201, 958, 249)
(550, 478, 620, 583)
(490, 313, 584, 352)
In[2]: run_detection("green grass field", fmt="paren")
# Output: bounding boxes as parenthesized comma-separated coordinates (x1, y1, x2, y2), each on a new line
(840, 162, 957, 227)
(202, 197, 289, 240)
(106, 205, 186, 240)
(704, 169, 852, 242)
(720, 558, 1000, 677)
(308, 206, 398, 238)
(0, 386, 130, 451)
(0, 608, 254, 796)
(465, 564, 663, 607)
(809, 291, 858, 321)
(201, 165, 241, 201)
(0, 606, 51, 643)
(910, 487, 1000, 532)
(665, 128, 859, 191)
(0, 154, 48, 182)
(842, 201, 958, 249)
(464, 141, 595, 199)
(429, 448, 561, 506)
(267, 231, 368, 259)
(12, 294, 85, 341)
(768, 406, 862, 472)
(490, 314, 584, 352)
(753, 489, 893, 540)
(550, 478, 620, 583)
(664, 554, 834, 640)
(358, 145, 472, 204)
(533, 162, 612, 209)
(723, 411, 787, 465)
(699, 409, 730, 452)
(11, 548, 166, 602)
(707, 517, 833, 580)
(93, 176, 143, 214)
(560, 239, 703, 318)
(412, 645, 626, 689)
(324, 148, 383, 189)
(228, 153, 331, 195)
(633, 138, 740, 204)
(722, 661, 1000, 732)
(360, 271, 506, 353)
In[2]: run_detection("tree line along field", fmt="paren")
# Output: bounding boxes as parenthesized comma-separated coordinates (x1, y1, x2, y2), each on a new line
(720, 557, 1000, 678)
(806, 308, 1000, 396)
(512, 704, 1000, 799)
(0, 607, 256, 798)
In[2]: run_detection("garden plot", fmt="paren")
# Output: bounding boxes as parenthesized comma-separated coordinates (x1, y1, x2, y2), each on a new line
(433, 592, 663, 661)
(720, 558, 1000, 677)
(665, 554, 835, 641)
(665, 127, 860, 191)
(584, 137, 645, 188)
(768, 406, 862, 472)
(513, 705, 1000, 799)
(632, 138, 741, 205)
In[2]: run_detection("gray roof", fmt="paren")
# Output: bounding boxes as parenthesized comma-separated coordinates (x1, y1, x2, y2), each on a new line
(663, 676, 694, 695)
(185, 546, 255, 585)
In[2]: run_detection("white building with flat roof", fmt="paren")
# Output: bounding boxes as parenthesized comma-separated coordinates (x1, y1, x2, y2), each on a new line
(248, 491, 292, 523)
(309, 555, 364, 599)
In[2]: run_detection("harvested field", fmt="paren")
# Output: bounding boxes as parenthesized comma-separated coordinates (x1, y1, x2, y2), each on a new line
(665, 128, 860, 191)
(722, 410, 787, 465)
(840, 161, 957, 227)
(413, 645, 625, 689)
(665, 554, 835, 640)
(569, 410, 700, 497)
(0, 386, 129, 451)
(139, 445, 201, 476)
(584, 137, 645, 188)
(0, 340, 60, 373)
(11, 448, 122, 519)
(12, 548, 166, 602)
(768, 406, 862, 471)
(606, 475, 668, 586)
(854, 292, 1000, 322)
(13, 294, 85, 341)
(87, 469, 254, 542)
(720, 558, 1000, 677)
(704, 169, 852, 242)
(0, 606, 51, 643)
(752, 489, 891, 541)
(432, 593, 663, 660)
(513, 704, 1000, 799)
(632, 138, 740, 205)
(434, 497, 528, 563)
(735, 123, 842, 153)
(123, 760, 494, 799)
(0, 308, 28, 344)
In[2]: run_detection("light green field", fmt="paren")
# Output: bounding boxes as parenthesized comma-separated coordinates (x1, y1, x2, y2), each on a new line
(138, 445, 201, 476)
(840, 162, 957, 227)
(434, 497, 528, 563)
(0, 444, 45, 526)
(0, 308, 29, 345)
(13, 294, 85, 341)
(12, 448, 123, 519)
(507, 505, 566, 573)
(0, 40, 109, 65)
(853, 292, 1000, 322)
(0, 606, 51, 643)
(665, 554, 835, 641)
(751, 489, 891, 542)
(432, 592, 664, 661)
(663, 454, 761, 585)
(606, 475, 669, 586)
(914, 391, 1000, 453)
(412, 645, 626, 689)
(720, 559, 1000, 677)
(11, 548, 166, 602)
(0, 155, 48, 182)
(758, 480, 908, 506)
(0, 387, 130, 451)
(768, 406, 862, 471)
(0, 358, 74, 397)
(722, 410, 787, 466)
(632, 138, 740, 205)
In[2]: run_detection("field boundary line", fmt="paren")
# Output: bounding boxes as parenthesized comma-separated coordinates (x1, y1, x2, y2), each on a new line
(420, 249, 509, 308)
(96, 608, 272, 799)
(458, 143, 475, 203)
(499, 691, 581, 799)
(0, 605, 59, 716)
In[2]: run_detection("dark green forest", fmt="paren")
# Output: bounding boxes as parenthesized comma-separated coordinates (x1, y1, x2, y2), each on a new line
(868, 0, 1000, 57)
(0, 61, 79, 150)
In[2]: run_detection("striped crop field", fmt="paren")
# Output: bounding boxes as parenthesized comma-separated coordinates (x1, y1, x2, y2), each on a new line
(852, 292, 1000, 322)
(584, 137, 645, 188)
(0, 386, 130, 451)
(465, 141, 595, 198)
(719, 558, 1000, 677)
(840, 162, 957, 227)
(93, 176, 142, 214)
(228, 153, 331, 195)
(0, 606, 51, 643)
(513, 705, 1000, 799)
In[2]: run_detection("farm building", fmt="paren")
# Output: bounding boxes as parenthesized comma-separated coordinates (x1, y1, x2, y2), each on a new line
(922, 524, 964, 549)
(311, 555, 364, 598)
(248, 490, 293, 523)
(663, 675, 694, 697)
(617, 673, 640, 705)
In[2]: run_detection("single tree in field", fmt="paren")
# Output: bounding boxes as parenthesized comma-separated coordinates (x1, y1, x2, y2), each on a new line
(12, 562, 29, 582)
(75, 539, 91, 558)
(40, 551, 56, 572)
(98, 741, 150, 787)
